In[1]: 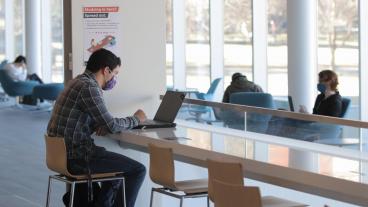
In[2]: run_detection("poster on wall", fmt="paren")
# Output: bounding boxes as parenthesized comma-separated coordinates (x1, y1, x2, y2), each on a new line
(83, 6, 121, 64)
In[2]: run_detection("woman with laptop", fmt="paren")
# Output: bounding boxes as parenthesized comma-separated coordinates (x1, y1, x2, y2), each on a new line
(267, 70, 343, 140)
(299, 70, 342, 117)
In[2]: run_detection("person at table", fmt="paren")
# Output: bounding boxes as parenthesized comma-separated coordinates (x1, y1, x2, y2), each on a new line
(299, 70, 342, 117)
(47, 49, 147, 207)
(222, 72, 263, 103)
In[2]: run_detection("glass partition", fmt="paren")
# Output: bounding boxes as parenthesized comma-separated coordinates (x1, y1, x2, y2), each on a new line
(134, 125, 367, 185)
(176, 98, 364, 151)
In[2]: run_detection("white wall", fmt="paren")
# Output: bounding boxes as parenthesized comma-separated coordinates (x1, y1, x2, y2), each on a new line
(71, 0, 166, 118)
(71, 1, 166, 206)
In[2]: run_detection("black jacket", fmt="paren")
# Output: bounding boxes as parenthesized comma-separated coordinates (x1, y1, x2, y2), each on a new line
(222, 78, 263, 103)
(312, 92, 342, 117)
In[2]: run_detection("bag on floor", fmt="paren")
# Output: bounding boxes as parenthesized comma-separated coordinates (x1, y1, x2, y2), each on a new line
(20, 95, 37, 105)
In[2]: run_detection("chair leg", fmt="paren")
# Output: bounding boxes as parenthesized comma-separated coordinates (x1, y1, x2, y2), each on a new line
(122, 178, 127, 207)
(207, 196, 210, 207)
(149, 188, 155, 207)
(45, 176, 52, 207)
(179, 197, 184, 207)
(69, 182, 75, 207)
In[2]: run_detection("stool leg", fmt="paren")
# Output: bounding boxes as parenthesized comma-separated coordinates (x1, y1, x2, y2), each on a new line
(122, 178, 126, 207)
(179, 197, 184, 207)
(69, 182, 75, 207)
(149, 188, 155, 207)
(45, 176, 52, 207)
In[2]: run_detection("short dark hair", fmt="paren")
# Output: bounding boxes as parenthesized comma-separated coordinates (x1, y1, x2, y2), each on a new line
(14, 56, 26, 64)
(86, 49, 121, 73)
(319, 70, 339, 91)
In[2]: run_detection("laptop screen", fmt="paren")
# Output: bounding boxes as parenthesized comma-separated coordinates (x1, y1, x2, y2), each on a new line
(288, 96, 295, 112)
(153, 91, 186, 122)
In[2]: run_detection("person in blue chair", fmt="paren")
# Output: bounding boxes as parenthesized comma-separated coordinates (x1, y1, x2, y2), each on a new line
(222, 72, 263, 103)
(47, 49, 147, 207)
(299, 70, 342, 117)
(4, 55, 43, 83)
(275, 70, 343, 141)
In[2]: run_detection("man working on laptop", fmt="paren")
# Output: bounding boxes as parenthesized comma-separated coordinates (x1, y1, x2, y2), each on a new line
(47, 49, 146, 207)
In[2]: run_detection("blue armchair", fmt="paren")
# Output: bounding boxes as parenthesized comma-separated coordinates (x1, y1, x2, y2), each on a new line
(309, 97, 351, 141)
(226, 92, 275, 132)
(0, 69, 39, 100)
(186, 78, 222, 122)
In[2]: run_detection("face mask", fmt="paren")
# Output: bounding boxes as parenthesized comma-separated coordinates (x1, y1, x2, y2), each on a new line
(317, 83, 326, 93)
(102, 76, 117, 91)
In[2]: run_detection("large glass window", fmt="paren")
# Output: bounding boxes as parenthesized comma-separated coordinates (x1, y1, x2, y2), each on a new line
(50, 0, 63, 83)
(166, 0, 173, 88)
(223, 0, 252, 88)
(185, 0, 210, 92)
(318, 0, 359, 120)
(0, 0, 5, 61)
(267, 0, 287, 95)
(13, 0, 24, 57)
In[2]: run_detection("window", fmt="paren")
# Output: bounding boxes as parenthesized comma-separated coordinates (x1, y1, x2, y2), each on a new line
(223, 0, 252, 88)
(185, 0, 210, 92)
(318, 0, 359, 120)
(0, 0, 5, 60)
(267, 0, 288, 95)
(13, 0, 24, 57)
(50, 0, 63, 83)
(166, 0, 173, 88)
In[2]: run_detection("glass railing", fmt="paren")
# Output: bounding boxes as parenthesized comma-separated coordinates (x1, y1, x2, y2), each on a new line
(175, 97, 367, 152)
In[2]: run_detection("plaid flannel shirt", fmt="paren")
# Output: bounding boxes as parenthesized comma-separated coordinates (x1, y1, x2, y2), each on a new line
(47, 70, 139, 160)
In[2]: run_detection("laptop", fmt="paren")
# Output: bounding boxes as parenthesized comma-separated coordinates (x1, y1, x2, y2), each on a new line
(133, 91, 186, 129)
(288, 95, 295, 112)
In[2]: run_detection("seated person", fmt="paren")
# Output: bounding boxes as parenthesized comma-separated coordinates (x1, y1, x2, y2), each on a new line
(300, 70, 342, 117)
(4, 55, 43, 83)
(222, 72, 263, 103)
(47, 49, 146, 206)
(268, 70, 342, 140)
(217, 73, 263, 129)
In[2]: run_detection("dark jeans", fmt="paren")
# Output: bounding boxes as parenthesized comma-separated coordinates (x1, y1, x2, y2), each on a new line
(67, 150, 146, 207)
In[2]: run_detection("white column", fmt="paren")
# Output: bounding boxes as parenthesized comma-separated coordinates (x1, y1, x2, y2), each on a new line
(25, 0, 42, 76)
(172, 0, 186, 90)
(287, 0, 317, 111)
(359, 0, 368, 152)
(252, 0, 268, 91)
(359, 0, 368, 180)
(287, 0, 318, 173)
(289, 149, 318, 172)
(41, 0, 51, 82)
(210, 0, 224, 101)
(4, 0, 14, 61)
(254, 142, 268, 162)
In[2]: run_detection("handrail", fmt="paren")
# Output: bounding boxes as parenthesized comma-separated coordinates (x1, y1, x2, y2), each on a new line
(181, 98, 368, 129)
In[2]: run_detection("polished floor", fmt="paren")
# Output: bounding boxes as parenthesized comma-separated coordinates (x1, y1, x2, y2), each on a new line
(0, 104, 64, 207)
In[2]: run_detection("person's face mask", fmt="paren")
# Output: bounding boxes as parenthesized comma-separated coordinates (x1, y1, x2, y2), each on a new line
(102, 67, 118, 91)
(317, 83, 326, 93)
(103, 76, 117, 91)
